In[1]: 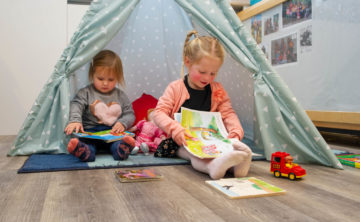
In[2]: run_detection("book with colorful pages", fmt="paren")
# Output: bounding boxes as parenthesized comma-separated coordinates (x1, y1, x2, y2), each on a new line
(73, 130, 135, 143)
(336, 154, 360, 168)
(180, 107, 234, 159)
(114, 168, 163, 182)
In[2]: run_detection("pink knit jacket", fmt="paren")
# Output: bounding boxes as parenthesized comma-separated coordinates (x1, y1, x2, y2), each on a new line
(153, 79, 244, 143)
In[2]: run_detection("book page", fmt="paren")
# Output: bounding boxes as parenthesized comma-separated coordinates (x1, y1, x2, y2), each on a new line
(73, 130, 134, 143)
(180, 107, 233, 159)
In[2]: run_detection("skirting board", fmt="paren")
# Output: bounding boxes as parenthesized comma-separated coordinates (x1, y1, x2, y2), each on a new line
(306, 110, 360, 131)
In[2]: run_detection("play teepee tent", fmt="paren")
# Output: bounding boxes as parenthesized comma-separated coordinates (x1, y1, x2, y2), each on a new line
(9, 0, 342, 169)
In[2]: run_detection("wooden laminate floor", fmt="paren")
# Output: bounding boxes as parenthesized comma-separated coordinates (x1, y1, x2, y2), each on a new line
(0, 135, 359, 222)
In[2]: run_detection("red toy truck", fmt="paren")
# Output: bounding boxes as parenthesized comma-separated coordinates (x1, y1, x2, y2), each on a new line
(270, 152, 306, 180)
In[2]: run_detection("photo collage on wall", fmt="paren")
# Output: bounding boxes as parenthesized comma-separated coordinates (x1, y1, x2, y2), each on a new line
(247, 0, 312, 66)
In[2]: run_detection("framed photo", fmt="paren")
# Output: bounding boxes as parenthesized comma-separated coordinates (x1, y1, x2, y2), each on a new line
(271, 33, 298, 66)
(300, 25, 312, 53)
(282, 0, 312, 28)
(251, 15, 262, 44)
(264, 13, 279, 36)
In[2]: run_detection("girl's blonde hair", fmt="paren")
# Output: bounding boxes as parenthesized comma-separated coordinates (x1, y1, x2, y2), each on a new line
(88, 50, 125, 87)
(181, 30, 225, 77)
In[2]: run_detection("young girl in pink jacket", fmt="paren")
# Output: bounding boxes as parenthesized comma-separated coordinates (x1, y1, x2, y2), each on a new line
(153, 30, 252, 180)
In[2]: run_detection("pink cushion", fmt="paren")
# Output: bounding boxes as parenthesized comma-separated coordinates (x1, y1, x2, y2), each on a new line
(132, 93, 158, 126)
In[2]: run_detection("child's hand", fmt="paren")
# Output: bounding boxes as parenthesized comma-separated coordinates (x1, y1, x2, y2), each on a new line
(160, 135, 167, 140)
(111, 122, 125, 134)
(65, 122, 84, 135)
(174, 131, 193, 146)
(128, 126, 137, 133)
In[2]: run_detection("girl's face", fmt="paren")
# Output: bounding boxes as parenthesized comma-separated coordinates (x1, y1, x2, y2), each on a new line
(93, 67, 117, 94)
(185, 56, 221, 90)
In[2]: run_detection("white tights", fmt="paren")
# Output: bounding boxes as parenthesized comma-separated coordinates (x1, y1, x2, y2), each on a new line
(177, 140, 252, 180)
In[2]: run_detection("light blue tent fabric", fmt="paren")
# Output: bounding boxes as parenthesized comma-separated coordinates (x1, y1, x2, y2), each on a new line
(9, 0, 140, 155)
(9, 0, 342, 169)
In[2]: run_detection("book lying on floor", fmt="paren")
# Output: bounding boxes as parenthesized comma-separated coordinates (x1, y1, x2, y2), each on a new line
(336, 154, 360, 168)
(114, 168, 163, 182)
(73, 130, 135, 143)
(206, 177, 286, 199)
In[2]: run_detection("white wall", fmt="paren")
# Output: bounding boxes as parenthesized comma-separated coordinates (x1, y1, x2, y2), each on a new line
(67, 4, 89, 43)
(243, 0, 360, 112)
(0, 1, 88, 135)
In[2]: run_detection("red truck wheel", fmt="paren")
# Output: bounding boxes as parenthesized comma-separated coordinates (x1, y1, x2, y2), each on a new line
(274, 171, 281, 178)
(289, 173, 296, 180)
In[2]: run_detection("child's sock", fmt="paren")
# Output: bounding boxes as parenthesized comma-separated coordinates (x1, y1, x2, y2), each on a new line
(233, 151, 252, 178)
(111, 136, 135, 160)
(67, 138, 95, 162)
(207, 151, 246, 180)
(231, 140, 252, 177)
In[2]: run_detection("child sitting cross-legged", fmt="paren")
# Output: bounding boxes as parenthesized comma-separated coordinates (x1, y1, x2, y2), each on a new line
(153, 30, 252, 180)
(64, 50, 135, 162)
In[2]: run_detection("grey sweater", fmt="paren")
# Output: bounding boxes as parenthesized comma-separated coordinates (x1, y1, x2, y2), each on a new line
(69, 84, 135, 130)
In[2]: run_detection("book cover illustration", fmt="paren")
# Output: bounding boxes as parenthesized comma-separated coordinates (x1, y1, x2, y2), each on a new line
(206, 177, 286, 199)
(180, 108, 233, 159)
(336, 154, 360, 168)
(114, 168, 163, 182)
(73, 130, 135, 143)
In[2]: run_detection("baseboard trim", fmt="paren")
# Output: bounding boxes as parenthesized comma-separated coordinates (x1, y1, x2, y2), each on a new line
(306, 110, 360, 131)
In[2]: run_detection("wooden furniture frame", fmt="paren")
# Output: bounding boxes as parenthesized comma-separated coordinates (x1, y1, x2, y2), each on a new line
(237, 0, 287, 21)
(306, 111, 360, 131)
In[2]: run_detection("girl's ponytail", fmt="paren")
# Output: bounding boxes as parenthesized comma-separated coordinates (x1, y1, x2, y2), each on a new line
(181, 30, 199, 78)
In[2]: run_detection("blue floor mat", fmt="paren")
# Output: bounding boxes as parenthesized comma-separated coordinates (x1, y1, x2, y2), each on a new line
(18, 139, 265, 174)
(18, 154, 190, 173)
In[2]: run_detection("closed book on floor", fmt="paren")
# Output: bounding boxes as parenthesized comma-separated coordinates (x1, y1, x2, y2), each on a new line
(206, 177, 286, 199)
(115, 168, 163, 182)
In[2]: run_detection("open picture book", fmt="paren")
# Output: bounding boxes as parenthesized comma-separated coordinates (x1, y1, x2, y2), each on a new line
(73, 130, 135, 143)
(176, 107, 239, 159)
(206, 177, 286, 199)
